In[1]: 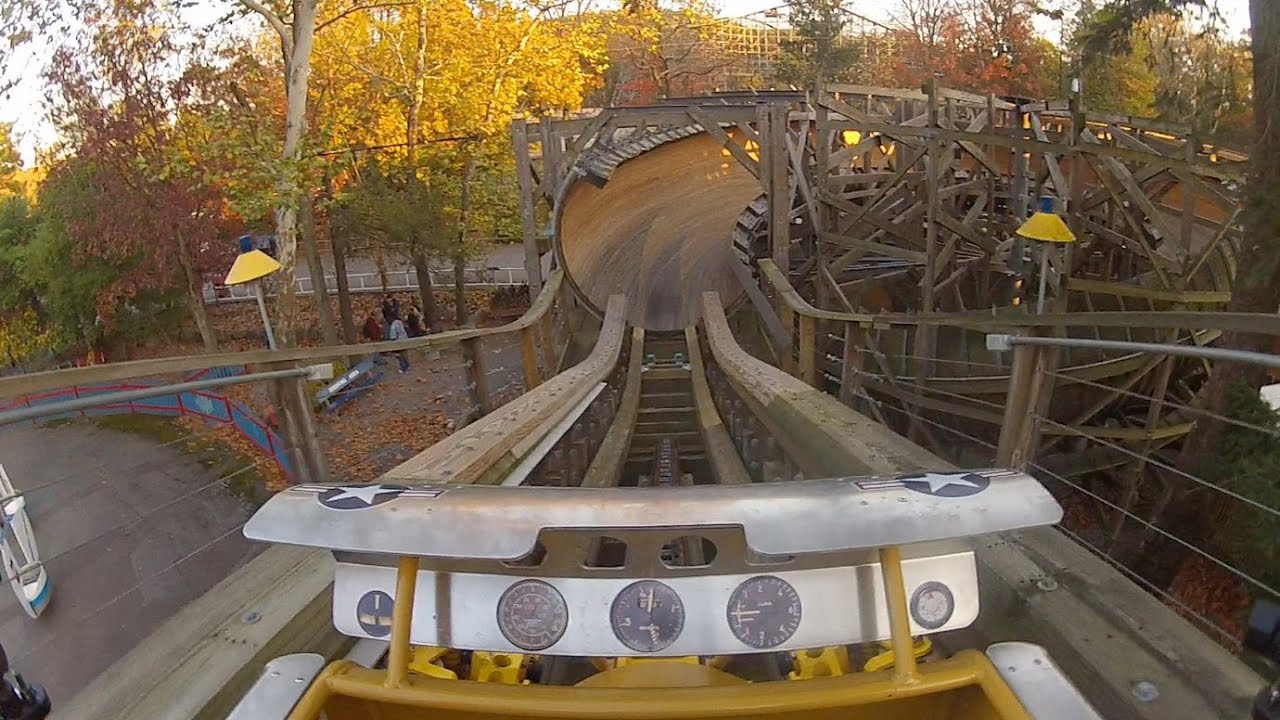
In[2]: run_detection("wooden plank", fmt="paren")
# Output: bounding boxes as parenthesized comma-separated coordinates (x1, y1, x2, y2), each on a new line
(685, 327, 751, 485)
(58, 546, 342, 720)
(798, 314, 818, 387)
(511, 118, 543, 296)
(580, 327, 645, 488)
(1027, 113, 1070, 196)
(756, 258, 1280, 336)
(728, 257, 791, 354)
(462, 336, 492, 417)
(521, 326, 542, 390)
(385, 295, 628, 485)
(1066, 278, 1231, 304)
(0, 271, 566, 399)
(686, 106, 759, 179)
(811, 122, 1244, 181)
(763, 104, 792, 269)
(700, 291, 940, 478)
(819, 232, 926, 263)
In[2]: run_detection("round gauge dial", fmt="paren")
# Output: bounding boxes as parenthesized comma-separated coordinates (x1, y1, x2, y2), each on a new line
(726, 575, 802, 649)
(496, 580, 569, 651)
(610, 580, 685, 652)
(909, 581, 955, 630)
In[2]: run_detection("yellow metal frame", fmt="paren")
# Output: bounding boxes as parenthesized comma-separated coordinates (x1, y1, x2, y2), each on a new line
(286, 549, 1034, 720)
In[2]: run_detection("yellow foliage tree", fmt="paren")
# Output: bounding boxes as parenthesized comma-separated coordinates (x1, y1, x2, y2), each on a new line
(310, 0, 606, 324)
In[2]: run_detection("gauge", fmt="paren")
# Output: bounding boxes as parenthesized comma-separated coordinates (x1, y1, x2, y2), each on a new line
(726, 575, 802, 649)
(909, 581, 955, 630)
(356, 590, 395, 638)
(610, 580, 685, 652)
(497, 580, 569, 651)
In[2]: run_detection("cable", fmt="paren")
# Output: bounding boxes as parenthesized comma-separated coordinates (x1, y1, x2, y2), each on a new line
(841, 348, 1013, 372)
(0, 457, 271, 586)
(871, 397, 999, 451)
(1045, 367, 1280, 441)
(12, 520, 249, 668)
(1034, 413, 1280, 523)
(1028, 460, 1280, 603)
(1055, 524, 1241, 648)
(852, 368, 1009, 411)
(2, 421, 238, 502)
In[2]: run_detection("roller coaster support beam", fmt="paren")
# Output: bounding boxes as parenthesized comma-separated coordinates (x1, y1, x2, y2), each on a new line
(511, 118, 543, 297)
(994, 337, 1054, 471)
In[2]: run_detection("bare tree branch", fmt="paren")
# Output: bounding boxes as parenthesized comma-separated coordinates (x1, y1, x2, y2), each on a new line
(315, 1, 415, 33)
(237, 0, 293, 49)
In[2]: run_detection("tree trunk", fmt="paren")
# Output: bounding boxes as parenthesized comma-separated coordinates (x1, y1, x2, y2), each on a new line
(270, 0, 318, 348)
(1135, 0, 1279, 590)
(299, 190, 338, 345)
(453, 252, 468, 327)
(454, 152, 477, 327)
(330, 224, 357, 346)
(175, 230, 218, 352)
(375, 249, 389, 293)
(412, 249, 438, 332)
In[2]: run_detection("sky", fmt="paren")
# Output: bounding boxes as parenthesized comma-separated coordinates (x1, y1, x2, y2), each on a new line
(0, 0, 1252, 167)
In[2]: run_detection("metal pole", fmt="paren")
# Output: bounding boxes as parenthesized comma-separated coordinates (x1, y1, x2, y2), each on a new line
(989, 334, 1280, 372)
(1035, 244, 1050, 315)
(255, 282, 277, 350)
(0, 368, 309, 426)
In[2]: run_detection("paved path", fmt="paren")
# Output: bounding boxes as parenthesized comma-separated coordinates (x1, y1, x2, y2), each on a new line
(293, 244, 545, 280)
(0, 424, 262, 706)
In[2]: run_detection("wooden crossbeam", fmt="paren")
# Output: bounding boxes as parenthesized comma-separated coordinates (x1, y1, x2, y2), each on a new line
(1066, 277, 1231, 304)
(1027, 113, 1069, 196)
(820, 232, 926, 263)
(685, 106, 759, 179)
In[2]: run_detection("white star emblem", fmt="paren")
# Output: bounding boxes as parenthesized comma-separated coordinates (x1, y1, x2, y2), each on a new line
(328, 484, 399, 504)
(316, 483, 408, 509)
(904, 473, 982, 494)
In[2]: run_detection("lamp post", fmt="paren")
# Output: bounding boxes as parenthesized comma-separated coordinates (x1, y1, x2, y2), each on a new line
(224, 248, 282, 350)
(1015, 196, 1076, 314)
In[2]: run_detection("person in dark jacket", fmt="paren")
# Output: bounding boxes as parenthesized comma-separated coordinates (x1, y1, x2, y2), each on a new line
(362, 311, 383, 342)
(404, 304, 424, 338)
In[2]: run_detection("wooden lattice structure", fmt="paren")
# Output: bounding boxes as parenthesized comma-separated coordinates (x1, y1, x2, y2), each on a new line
(513, 84, 1248, 463)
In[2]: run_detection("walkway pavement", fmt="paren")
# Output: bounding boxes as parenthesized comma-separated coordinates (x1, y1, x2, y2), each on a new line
(0, 424, 262, 706)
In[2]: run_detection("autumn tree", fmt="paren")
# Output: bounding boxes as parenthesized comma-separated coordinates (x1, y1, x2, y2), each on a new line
(42, 0, 238, 352)
(774, 0, 864, 88)
(884, 0, 1053, 97)
(1081, 0, 1274, 591)
(610, 0, 733, 102)
(231, 0, 324, 348)
(312, 0, 603, 326)
(0, 124, 20, 195)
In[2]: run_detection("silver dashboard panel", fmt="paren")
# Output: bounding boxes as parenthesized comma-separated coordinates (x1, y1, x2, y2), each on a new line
(245, 469, 1061, 559)
(331, 543, 978, 656)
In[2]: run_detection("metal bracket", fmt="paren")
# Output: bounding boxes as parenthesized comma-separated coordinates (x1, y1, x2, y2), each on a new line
(226, 653, 325, 720)
(986, 333, 1014, 352)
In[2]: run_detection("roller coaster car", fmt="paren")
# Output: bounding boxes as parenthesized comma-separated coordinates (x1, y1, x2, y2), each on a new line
(232, 469, 1103, 720)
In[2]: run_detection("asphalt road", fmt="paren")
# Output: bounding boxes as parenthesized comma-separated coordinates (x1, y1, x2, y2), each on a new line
(0, 423, 263, 707)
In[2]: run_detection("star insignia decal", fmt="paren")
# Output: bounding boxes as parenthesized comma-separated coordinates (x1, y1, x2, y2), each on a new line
(288, 482, 446, 510)
(896, 472, 991, 498)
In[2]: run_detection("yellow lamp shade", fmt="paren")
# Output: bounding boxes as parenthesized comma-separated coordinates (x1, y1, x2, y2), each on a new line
(1016, 211, 1076, 244)
(225, 250, 282, 286)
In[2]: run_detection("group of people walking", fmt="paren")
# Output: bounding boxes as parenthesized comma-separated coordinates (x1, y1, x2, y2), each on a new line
(361, 295, 424, 373)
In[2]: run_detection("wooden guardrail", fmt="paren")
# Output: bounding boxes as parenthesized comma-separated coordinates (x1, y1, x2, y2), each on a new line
(58, 286, 617, 720)
(756, 258, 1280, 394)
(0, 270, 567, 401)
(697, 289, 1263, 720)
(384, 295, 629, 486)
